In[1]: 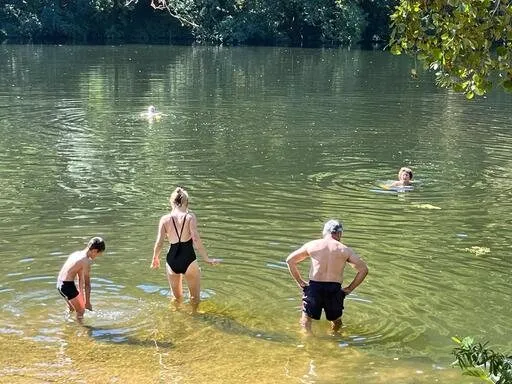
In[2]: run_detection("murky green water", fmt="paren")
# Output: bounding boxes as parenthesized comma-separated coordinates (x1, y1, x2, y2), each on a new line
(0, 45, 510, 383)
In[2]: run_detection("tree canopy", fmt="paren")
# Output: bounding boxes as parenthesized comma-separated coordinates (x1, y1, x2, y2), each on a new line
(1, 0, 395, 47)
(390, 0, 512, 98)
(134, 0, 372, 46)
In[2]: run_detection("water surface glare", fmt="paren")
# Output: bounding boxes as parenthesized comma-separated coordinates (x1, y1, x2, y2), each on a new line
(0, 45, 511, 383)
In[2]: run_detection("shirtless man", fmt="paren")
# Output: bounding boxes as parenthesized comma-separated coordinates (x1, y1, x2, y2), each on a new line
(286, 220, 368, 334)
(57, 237, 105, 322)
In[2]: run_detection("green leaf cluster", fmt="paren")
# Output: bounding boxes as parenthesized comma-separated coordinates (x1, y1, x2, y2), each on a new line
(452, 336, 512, 384)
(390, 0, 512, 97)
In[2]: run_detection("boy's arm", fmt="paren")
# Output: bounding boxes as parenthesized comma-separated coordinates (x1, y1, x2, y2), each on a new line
(80, 262, 92, 310)
(285, 245, 310, 288)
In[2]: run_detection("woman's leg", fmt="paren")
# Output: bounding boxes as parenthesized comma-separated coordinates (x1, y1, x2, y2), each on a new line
(184, 261, 201, 314)
(166, 264, 184, 309)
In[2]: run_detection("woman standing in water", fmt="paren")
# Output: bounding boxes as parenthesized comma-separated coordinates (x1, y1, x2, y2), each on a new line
(151, 187, 220, 313)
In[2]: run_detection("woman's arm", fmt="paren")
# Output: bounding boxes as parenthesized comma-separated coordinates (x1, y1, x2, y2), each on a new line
(189, 213, 219, 265)
(151, 216, 167, 269)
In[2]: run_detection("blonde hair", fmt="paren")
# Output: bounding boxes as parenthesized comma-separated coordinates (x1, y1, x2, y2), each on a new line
(169, 187, 189, 208)
(398, 167, 413, 179)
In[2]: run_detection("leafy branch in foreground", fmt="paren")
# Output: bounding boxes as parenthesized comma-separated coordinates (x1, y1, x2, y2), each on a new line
(390, 0, 512, 99)
(452, 336, 512, 384)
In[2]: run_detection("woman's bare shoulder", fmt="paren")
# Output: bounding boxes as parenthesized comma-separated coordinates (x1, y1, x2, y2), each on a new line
(159, 213, 172, 223)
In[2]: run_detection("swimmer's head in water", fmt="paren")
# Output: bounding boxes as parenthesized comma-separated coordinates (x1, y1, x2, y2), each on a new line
(170, 186, 189, 209)
(148, 105, 156, 114)
(398, 167, 413, 181)
(87, 237, 106, 252)
(322, 220, 343, 237)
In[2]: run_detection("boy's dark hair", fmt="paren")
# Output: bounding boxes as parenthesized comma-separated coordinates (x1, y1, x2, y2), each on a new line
(88, 237, 106, 252)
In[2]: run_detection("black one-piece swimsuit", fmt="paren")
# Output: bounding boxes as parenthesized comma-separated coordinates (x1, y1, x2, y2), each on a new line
(166, 215, 197, 274)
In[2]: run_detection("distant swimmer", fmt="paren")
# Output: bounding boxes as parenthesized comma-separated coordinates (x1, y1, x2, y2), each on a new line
(286, 220, 368, 335)
(57, 237, 106, 323)
(390, 166, 413, 187)
(151, 186, 221, 314)
(140, 105, 162, 120)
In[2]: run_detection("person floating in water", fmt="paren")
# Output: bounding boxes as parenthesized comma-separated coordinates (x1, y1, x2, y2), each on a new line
(391, 166, 413, 187)
(286, 220, 368, 335)
(141, 105, 162, 120)
(151, 187, 220, 313)
(57, 237, 106, 323)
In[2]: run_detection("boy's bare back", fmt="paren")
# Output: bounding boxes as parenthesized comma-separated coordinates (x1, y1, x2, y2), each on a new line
(58, 250, 90, 282)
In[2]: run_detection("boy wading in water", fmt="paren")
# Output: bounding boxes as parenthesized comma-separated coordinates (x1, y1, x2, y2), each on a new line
(57, 237, 105, 322)
(286, 220, 368, 334)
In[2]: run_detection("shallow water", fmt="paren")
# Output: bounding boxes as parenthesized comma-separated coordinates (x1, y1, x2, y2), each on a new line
(0, 45, 511, 383)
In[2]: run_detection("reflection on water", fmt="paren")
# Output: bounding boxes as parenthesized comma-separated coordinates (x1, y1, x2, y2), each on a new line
(0, 45, 510, 383)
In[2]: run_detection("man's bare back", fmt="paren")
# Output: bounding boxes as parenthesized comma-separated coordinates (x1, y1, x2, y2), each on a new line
(304, 237, 359, 283)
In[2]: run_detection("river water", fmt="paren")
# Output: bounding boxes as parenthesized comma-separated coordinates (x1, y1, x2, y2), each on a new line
(0, 45, 510, 383)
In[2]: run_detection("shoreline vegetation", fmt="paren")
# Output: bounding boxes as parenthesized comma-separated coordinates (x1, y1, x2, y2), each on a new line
(0, 0, 394, 48)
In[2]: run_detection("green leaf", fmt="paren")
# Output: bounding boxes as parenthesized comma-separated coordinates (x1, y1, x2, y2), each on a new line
(503, 79, 512, 92)
(432, 48, 443, 60)
(391, 44, 402, 55)
(496, 46, 507, 57)
(465, 91, 475, 99)
(461, 367, 487, 378)
(462, 337, 475, 347)
(474, 86, 486, 96)
(453, 83, 465, 92)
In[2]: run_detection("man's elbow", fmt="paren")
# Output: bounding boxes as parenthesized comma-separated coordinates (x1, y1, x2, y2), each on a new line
(357, 263, 368, 276)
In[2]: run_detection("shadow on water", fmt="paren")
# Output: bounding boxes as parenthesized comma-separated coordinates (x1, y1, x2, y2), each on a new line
(83, 324, 175, 349)
(192, 310, 296, 344)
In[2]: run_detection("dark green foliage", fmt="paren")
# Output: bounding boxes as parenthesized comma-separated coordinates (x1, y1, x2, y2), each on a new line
(452, 337, 512, 384)
(0, 0, 390, 46)
(390, 0, 512, 97)
(0, 0, 434, 48)
(0, 0, 189, 43)
(149, 0, 367, 46)
(358, 0, 397, 47)
(0, 2, 42, 41)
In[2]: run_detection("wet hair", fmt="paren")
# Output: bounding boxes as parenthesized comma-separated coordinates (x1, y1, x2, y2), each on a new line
(169, 186, 189, 208)
(398, 167, 413, 179)
(87, 237, 105, 252)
